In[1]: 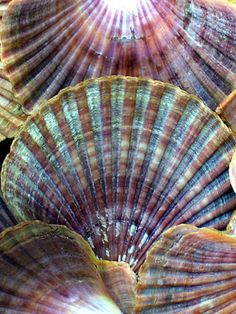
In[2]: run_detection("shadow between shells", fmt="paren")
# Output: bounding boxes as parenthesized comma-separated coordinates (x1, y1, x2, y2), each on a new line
(0, 76, 236, 313)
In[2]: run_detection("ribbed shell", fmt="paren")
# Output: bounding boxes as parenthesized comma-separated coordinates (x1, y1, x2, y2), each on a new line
(1, 76, 236, 271)
(136, 224, 236, 313)
(0, 61, 27, 141)
(0, 221, 136, 313)
(1, 0, 235, 113)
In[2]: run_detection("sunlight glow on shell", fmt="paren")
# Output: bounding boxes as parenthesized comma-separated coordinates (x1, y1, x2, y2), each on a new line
(104, 0, 139, 12)
(1, 0, 235, 113)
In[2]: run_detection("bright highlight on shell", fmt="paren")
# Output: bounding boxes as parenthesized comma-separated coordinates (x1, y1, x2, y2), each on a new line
(103, 0, 139, 12)
(230, 151, 236, 193)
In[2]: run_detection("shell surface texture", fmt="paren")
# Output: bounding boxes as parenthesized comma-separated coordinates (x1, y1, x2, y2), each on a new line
(136, 224, 236, 313)
(0, 221, 134, 313)
(216, 90, 236, 136)
(0, 61, 27, 142)
(0, 0, 27, 141)
(1, 76, 236, 272)
(0, 0, 235, 113)
(1, 221, 236, 312)
(0, 193, 17, 232)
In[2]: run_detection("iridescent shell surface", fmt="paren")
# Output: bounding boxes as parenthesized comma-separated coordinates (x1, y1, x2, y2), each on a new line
(136, 224, 236, 313)
(1, 0, 235, 113)
(1, 76, 236, 271)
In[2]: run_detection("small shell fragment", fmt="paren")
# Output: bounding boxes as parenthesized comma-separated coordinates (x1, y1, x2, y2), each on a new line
(216, 90, 236, 135)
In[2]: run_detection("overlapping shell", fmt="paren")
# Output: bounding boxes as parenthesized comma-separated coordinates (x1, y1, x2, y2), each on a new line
(0, 221, 135, 313)
(1, 0, 235, 113)
(1, 76, 236, 271)
(1, 221, 236, 312)
(136, 224, 236, 313)
(0, 0, 26, 142)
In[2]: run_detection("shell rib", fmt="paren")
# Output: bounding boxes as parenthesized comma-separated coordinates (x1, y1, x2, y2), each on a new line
(136, 224, 236, 313)
(0, 61, 27, 141)
(216, 90, 236, 135)
(1, 0, 235, 113)
(0, 221, 136, 313)
(0, 0, 26, 141)
(1, 76, 236, 271)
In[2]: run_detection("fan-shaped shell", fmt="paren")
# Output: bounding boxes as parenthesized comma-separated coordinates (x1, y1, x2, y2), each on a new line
(1, 0, 235, 113)
(1, 76, 236, 271)
(0, 221, 136, 313)
(136, 224, 236, 313)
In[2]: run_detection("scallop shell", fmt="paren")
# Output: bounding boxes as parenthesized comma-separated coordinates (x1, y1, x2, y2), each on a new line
(1, 76, 236, 271)
(0, 61, 27, 141)
(216, 90, 236, 135)
(2, 222, 236, 313)
(136, 224, 236, 313)
(0, 220, 136, 313)
(1, 0, 235, 113)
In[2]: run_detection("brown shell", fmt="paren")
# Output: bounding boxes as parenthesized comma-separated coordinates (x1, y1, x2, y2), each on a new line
(1, 0, 235, 113)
